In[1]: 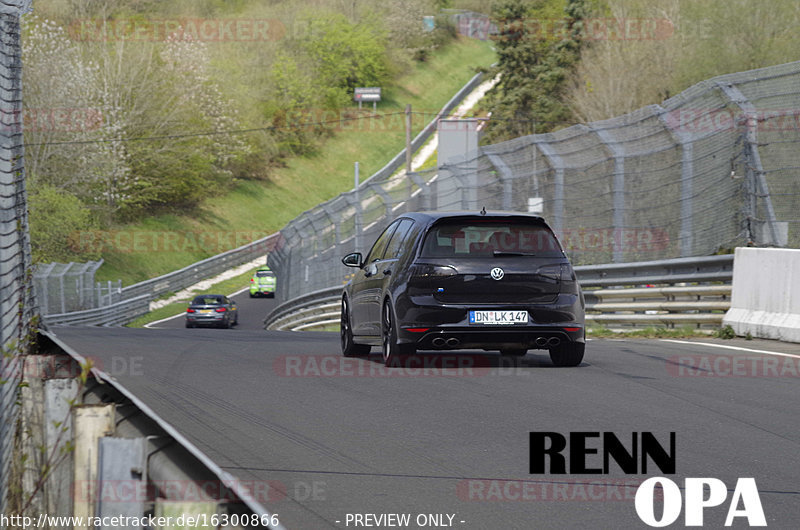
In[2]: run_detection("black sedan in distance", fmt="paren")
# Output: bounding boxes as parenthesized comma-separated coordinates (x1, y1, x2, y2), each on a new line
(341, 211, 585, 366)
(185, 294, 239, 328)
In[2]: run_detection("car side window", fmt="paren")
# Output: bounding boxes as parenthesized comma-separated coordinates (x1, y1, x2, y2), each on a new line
(401, 222, 422, 258)
(383, 219, 414, 259)
(365, 221, 400, 263)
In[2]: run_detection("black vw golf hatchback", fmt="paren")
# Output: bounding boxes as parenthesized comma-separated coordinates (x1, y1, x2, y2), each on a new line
(341, 211, 585, 367)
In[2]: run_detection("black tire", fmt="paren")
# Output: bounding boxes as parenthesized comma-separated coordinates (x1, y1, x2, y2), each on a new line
(341, 297, 370, 357)
(249, 292, 255, 298)
(234, 314, 238, 326)
(185, 321, 193, 328)
(381, 300, 414, 366)
(500, 348, 527, 356)
(223, 317, 232, 329)
(549, 342, 585, 367)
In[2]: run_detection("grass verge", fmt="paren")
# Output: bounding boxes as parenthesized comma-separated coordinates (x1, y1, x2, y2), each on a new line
(98, 37, 495, 285)
(587, 325, 715, 339)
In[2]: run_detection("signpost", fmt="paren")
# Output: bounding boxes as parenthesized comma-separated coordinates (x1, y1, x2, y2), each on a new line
(354, 87, 381, 110)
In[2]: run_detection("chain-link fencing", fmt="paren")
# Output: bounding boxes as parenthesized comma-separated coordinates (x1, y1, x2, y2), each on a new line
(269, 60, 800, 303)
(1, 0, 34, 515)
(32, 260, 124, 315)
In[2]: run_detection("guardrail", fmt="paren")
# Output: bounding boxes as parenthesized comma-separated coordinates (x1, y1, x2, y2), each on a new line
(120, 234, 280, 301)
(266, 287, 342, 332)
(265, 255, 735, 332)
(42, 294, 152, 327)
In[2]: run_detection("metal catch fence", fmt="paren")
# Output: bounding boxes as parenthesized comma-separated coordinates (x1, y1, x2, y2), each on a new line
(32, 260, 123, 315)
(1, 0, 34, 515)
(269, 61, 800, 303)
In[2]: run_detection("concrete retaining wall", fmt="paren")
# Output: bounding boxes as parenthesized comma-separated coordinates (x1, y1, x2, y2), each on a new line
(723, 247, 800, 342)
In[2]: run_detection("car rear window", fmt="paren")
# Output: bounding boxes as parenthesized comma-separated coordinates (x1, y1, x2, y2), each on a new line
(256, 271, 274, 277)
(192, 296, 223, 305)
(421, 219, 563, 258)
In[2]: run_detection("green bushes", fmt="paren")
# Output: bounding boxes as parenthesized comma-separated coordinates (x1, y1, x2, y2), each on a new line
(28, 185, 99, 263)
(24, 0, 458, 265)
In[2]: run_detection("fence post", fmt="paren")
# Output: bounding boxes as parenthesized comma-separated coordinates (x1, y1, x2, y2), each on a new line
(717, 82, 782, 246)
(532, 139, 565, 236)
(592, 126, 626, 263)
(354, 162, 362, 253)
(656, 105, 695, 257)
(486, 152, 514, 211)
(408, 171, 431, 211)
(369, 181, 394, 223)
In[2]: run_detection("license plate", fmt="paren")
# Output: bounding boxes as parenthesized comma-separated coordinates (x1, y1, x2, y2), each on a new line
(469, 310, 528, 325)
(199, 309, 212, 314)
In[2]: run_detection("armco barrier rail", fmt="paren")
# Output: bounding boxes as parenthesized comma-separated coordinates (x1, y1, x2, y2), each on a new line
(41, 235, 279, 327)
(120, 234, 280, 300)
(42, 294, 152, 327)
(264, 255, 734, 332)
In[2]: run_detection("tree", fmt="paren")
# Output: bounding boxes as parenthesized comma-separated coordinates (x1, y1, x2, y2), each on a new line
(22, 16, 252, 220)
(482, 0, 587, 142)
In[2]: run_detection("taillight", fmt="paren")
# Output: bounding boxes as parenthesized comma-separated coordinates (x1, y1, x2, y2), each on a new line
(410, 264, 457, 279)
(563, 327, 581, 332)
(215, 307, 227, 313)
(186, 308, 195, 313)
(250, 278, 254, 282)
(405, 328, 430, 333)
(537, 264, 573, 281)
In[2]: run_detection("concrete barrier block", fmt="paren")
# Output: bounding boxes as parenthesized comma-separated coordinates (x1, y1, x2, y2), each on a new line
(723, 247, 800, 342)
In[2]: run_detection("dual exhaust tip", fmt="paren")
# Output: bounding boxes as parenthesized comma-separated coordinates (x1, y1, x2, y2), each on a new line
(430, 336, 561, 348)
(432, 337, 460, 348)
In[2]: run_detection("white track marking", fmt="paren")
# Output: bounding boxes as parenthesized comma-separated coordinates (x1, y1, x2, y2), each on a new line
(659, 339, 800, 360)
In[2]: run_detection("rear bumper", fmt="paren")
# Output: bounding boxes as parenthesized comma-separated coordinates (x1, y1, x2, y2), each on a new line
(406, 327, 582, 350)
(396, 293, 584, 349)
(186, 314, 227, 325)
(249, 286, 275, 296)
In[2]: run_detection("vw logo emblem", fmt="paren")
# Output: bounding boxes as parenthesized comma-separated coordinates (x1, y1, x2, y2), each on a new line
(490, 267, 505, 280)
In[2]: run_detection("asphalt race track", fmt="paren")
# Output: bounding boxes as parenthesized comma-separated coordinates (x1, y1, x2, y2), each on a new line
(49, 325, 800, 529)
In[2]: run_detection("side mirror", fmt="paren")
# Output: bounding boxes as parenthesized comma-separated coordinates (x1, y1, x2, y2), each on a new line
(342, 252, 363, 268)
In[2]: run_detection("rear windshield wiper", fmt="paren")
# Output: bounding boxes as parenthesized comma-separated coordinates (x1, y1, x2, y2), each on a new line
(492, 250, 538, 257)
